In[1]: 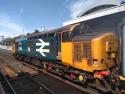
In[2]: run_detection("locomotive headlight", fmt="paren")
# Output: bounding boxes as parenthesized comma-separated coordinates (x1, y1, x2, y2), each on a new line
(79, 75, 84, 81)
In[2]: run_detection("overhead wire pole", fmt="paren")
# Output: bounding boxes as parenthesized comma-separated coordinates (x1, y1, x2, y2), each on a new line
(22, 28, 25, 35)
(0, 36, 4, 49)
(41, 26, 48, 31)
(0, 36, 4, 44)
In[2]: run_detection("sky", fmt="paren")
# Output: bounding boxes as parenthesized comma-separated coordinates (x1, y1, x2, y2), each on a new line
(0, 0, 124, 38)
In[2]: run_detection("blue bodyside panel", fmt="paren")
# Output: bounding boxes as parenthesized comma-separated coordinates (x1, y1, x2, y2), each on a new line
(16, 38, 28, 55)
(16, 36, 57, 61)
(35, 37, 56, 60)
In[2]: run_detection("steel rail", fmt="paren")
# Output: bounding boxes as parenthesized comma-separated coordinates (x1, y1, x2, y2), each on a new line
(0, 51, 55, 94)
(0, 70, 16, 94)
(21, 62, 100, 94)
(23, 73, 55, 94)
(0, 49, 102, 94)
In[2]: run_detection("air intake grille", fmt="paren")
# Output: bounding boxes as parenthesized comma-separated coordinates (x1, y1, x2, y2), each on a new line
(73, 43, 82, 62)
(83, 42, 91, 58)
(73, 42, 92, 64)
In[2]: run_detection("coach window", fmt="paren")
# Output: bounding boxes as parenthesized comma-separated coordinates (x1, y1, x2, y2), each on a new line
(48, 33, 54, 37)
(33, 36, 37, 39)
(43, 34, 47, 38)
(38, 35, 43, 38)
(27, 37, 32, 40)
(29, 37, 33, 40)
(62, 31, 71, 42)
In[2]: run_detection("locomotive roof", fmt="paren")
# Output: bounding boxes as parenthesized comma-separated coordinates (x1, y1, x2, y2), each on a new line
(15, 24, 80, 41)
(38, 25, 72, 34)
(25, 24, 78, 38)
(72, 32, 112, 42)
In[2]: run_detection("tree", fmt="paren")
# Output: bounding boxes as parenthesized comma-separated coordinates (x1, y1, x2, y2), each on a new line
(34, 29, 40, 33)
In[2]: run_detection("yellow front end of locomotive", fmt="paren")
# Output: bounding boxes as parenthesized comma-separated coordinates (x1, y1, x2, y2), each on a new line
(91, 33, 117, 70)
(61, 33, 117, 72)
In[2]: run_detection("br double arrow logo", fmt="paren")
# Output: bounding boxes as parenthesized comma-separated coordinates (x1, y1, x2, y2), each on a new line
(36, 39, 50, 57)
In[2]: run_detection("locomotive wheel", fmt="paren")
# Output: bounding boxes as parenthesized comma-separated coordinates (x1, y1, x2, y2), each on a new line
(83, 78, 89, 88)
(43, 63, 47, 69)
(96, 78, 112, 93)
(110, 68, 121, 92)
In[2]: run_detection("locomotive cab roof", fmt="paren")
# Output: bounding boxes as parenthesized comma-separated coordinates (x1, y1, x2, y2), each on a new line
(72, 32, 113, 42)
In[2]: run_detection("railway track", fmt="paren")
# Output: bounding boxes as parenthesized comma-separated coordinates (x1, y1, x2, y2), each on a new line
(1, 49, 122, 94)
(0, 49, 117, 94)
(3, 49, 123, 94)
(0, 49, 86, 94)
(9, 73, 55, 94)
(0, 70, 55, 94)
(0, 70, 16, 94)
(0, 50, 55, 94)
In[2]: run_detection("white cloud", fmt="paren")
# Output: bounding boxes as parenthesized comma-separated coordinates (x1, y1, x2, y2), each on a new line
(0, 14, 30, 38)
(67, 0, 121, 18)
(68, 0, 87, 18)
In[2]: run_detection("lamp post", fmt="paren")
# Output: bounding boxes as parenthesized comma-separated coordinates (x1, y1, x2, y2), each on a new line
(0, 36, 4, 44)
(0, 36, 4, 49)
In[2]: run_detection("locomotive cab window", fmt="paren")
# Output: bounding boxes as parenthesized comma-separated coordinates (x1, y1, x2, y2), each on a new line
(62, 31, 71, 42)
(71, 26, 81, 38)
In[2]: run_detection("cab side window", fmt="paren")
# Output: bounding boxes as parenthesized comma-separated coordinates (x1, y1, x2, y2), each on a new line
(62, 32, 71, 42)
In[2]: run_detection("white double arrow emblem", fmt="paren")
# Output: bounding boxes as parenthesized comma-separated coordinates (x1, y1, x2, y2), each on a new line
(36, 39, 50, 57)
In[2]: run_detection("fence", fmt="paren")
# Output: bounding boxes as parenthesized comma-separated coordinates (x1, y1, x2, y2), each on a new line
(0, 45, 12, 51)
